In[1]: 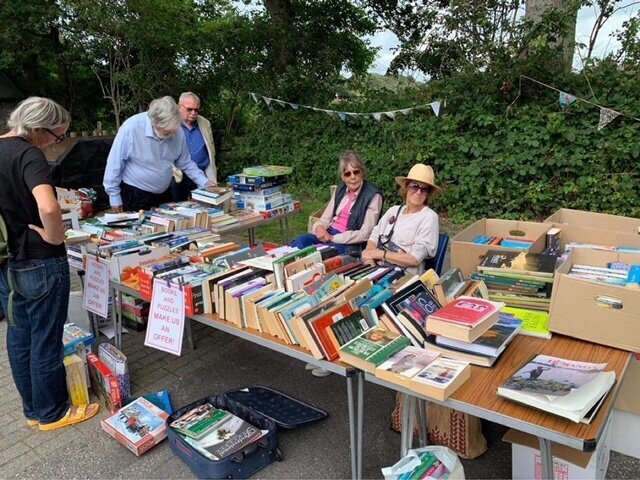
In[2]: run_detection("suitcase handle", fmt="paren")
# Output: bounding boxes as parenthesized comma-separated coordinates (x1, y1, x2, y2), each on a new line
(231, 442, 261, 463)
(175, 438, 194, 458)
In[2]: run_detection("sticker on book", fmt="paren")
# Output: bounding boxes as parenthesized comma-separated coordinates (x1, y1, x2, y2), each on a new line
(145, 279, 186, 356)
(83, 255, 110, 318)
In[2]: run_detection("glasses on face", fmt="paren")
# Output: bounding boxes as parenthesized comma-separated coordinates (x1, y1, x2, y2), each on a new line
(408, 183, 431, 195)
(180, 104, 200, 114)
(44, 128, 66, 144)
(343, 169, 361, 178)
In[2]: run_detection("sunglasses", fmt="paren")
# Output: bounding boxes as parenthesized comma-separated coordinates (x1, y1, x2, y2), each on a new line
(343, 169, 361, 178)
(44, 128, 66, 144)
(180, 105, 200, 113)
(408, 183, 431, 194)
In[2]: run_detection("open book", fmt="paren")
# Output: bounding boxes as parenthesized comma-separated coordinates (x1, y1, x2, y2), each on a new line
(497, 354, 616, 423)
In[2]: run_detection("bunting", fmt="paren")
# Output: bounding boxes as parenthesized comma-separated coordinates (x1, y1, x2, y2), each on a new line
(558, 92, 576, 110)
(598, 108, 621, 130)
(249, 93, 443, 122)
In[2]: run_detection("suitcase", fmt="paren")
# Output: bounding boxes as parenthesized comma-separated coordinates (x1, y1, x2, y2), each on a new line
(168, 386, 328, 479)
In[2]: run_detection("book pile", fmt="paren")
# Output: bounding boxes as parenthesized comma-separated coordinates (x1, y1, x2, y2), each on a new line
(567, 263, 630, 286)
(497, 354, 616, 423)
(471, 249, 558, 311)
(190, 185, 234, 207)
(170, 403, 265, 461)
(471, 235, 534, 249)
(431, 267, 488, 306)
(101, 396, 169, 455)
(228, 165, 301, 220)
(147, 202, 227, 231)
(99, 342, 131, 401)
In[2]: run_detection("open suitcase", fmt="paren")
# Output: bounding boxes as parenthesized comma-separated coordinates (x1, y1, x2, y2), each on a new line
(167, 386, 327, 479)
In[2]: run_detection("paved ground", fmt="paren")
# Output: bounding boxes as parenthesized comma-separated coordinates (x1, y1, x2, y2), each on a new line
(1, 269, 639, 478)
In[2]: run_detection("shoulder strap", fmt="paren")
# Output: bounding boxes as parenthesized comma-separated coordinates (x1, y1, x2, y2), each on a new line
(383, 205, 404, 243)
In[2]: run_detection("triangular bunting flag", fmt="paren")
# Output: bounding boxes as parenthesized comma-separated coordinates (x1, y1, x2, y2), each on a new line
(431, 101, 441, 117)
(384, 112, 396, 120)
(323, 110, 334, 118)
(275, 100, 287, 108)
(290, 103, 299, 110)
(400, 108, 413, 116)
(338, 112, 348, 122)
(598, 107, 620, 130)
(250, 93, 259, 103)
(263, 97, 272, 106)
(559, 92, 577, 110)
(372, 112, 382, 121)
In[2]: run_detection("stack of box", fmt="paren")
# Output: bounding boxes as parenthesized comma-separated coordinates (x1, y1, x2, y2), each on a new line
(116, 293, 150, 331)
(62, 323, 95, 406)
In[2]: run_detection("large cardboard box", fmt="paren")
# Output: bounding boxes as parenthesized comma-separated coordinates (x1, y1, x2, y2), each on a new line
(614, 354, 640, 414)
(108, 246, 170, 283)
(610, 409, 640, 459)
(503, 417, 612, 480)
(549, 249, 640, 352)
(556, 224, 640, 252)
(545, 208, 640, 235)
(451, 219, 550, 277)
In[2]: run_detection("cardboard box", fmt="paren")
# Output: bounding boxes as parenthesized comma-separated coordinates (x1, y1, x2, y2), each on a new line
(545, 208, 640, 236)
(109, 246, 170, 283)
(451, 219, 550, 276)
(551, 223, 640, 254)
(549, 249, 640, 352)
(503, 417, 612, 480)
(613, 354, 640, 414)
(63, 353, 90, 406)
(610, 409, 640, 459)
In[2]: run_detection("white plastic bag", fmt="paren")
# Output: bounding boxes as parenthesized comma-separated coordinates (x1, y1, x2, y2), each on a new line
(381, 445, 465, 480)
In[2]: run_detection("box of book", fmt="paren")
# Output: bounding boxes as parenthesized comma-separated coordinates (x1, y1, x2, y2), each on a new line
(62, 322, 95, 356)
(551, 224, 640, 256)
(614, 354, 640, 415)
(99, 342, 131, 402)
(167, 396, 279, 479)
(63, 353, 90, 406)
(545, 208, 640, 236)
(504, 415, 612, 479)
(101, 397, 169, 456)
(549, 248, 640, 352)
(451, 219, 550, 277)
(109, 245, 170, 284)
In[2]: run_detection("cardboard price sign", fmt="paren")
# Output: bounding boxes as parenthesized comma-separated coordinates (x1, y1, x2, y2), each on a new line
(83, 256, 110, 318)
(144, 279, 185, 356)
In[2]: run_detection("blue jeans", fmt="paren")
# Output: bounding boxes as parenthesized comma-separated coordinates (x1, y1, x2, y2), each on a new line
(290, 226, 347, 255)
(0, 257, 70, 423)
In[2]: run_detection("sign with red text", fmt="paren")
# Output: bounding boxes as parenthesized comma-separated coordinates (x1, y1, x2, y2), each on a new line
(83, 256, 109, 318)
(144, 279, 185, 356)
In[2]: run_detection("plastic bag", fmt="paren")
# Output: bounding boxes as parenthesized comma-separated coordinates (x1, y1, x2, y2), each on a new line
(381, 445, 465, 480)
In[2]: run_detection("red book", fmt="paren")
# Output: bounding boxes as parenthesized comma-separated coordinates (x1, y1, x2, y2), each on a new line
(426, 296, 505, 343)
(307, 303, 355, 360)
(87, 353, 122, 411)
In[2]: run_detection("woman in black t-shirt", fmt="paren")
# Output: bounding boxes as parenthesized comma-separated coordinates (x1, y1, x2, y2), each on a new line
(0, 97, 99, 430)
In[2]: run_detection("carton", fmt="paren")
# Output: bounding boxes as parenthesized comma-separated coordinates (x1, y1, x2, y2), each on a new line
(108, 246, 170, 283)
(450, 219, 550, 277)
(549, 249, 640, 352)
(63, 353, 90, 406)
(545, 208, 640, 235)
(555, 224, 640, 253)
(613, 354, 640, 414)
(503, 417, 612, 480)
(610, 409, 640, 459)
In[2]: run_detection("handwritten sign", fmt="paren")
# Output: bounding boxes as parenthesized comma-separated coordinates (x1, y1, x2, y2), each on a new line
(144, 279, 185, 356)
(83, 256, 109, 318)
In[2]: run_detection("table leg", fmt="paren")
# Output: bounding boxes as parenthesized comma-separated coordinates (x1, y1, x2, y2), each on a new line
(248, 227, 256, 246)
(357, 371, 363, 480)
(406, 396, 416, 453)
(283, 217, 291, 244)
(346, 374, 358, 480)
(400, 393, 411, 457)
(538, 437, 554, 480)
(416, 398, 428, 447)
(185, 317, 196, 350)
(114, 286, 123, 350)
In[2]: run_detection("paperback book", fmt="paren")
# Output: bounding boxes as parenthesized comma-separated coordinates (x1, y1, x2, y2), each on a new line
(407, 357, 471, 401)
(375, 346, 441, 385)
(338, 326, 411, 373)
(186, 413, 263, 460)
(169, 403, 231, 440)
(425, 296, 505, 343)
(477, 250, 558, 279)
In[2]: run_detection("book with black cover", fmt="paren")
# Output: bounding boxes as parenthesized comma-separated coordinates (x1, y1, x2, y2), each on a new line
(477, 250, 558, 278)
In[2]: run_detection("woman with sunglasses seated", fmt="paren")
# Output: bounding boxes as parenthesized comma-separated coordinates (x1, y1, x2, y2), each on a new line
(291, 150, 383, 256)
(362, 163, 442, 275)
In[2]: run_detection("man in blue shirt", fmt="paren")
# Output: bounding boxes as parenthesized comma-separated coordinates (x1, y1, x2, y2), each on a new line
(103, 96, 215, 212)
(170, 92, 217, 201)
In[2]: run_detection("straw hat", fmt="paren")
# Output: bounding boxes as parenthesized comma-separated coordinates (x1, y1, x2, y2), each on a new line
(395, 163, 443, 192)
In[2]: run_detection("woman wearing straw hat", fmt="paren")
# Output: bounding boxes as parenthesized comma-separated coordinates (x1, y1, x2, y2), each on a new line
(362, 163, 442, 275)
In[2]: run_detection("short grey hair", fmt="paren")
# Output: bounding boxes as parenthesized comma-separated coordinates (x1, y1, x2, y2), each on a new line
(337, 150, 366, 178)
(148, 96, 181, 131)
(179, 92, 201, 105)
(8, 96, 70, 138)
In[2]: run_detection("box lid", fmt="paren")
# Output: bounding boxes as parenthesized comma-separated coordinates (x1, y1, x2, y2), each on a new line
(503, 429, 593, 468)
(225, 386, 328, 429)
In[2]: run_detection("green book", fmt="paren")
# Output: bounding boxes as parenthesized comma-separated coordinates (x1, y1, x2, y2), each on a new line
(339, 326, 411, 372)
(169, 404, 231, 440)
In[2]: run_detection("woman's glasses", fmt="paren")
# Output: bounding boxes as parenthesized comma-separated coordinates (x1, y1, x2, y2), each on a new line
(343, 169, 361, 178)
(408, 183, 431, 195)
(44, 128, 66, 144)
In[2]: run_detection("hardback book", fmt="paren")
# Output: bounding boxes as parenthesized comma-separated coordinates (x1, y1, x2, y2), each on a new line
(407, 357, 471, 401)
(497, 354, 616, 423)
(477, 250, 558, 278)
(326, 310, 372, 351)
(323, 254, 358, 273)
(169, 403, 231, 440)
(190, 413, 263, 460)
(338, 326, 411, 373)
(101, 397, 169, 456)
(293, 297, 346, 357)
(425, 296, 505, 343)
(435, 319, 520, 358)
(432, 267, 465, 305)
(375, 346, 440, 386)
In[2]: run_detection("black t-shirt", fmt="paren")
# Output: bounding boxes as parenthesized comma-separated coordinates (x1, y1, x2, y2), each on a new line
(0, 137, 66, 260)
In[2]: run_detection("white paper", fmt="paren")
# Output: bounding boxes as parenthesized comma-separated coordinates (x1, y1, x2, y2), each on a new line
(144, 279, 185, 356)
(83, 256, 110, 318)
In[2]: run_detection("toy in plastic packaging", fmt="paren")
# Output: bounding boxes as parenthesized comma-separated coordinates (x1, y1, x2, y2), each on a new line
(381, 446, 465, 480)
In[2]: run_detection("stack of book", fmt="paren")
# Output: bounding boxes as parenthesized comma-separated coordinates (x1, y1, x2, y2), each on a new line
(471, 235, 534, 249)
(471, 250, 558, 311)
(228, 165, 301, 220)
(431, 267, 488, 305)
(190, 186, 234, 207)
(115, 293, 150, 331)
(170, 403, 264, 461)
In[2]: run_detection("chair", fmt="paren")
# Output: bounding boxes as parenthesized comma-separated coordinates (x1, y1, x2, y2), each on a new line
(423, 233, 449, 276)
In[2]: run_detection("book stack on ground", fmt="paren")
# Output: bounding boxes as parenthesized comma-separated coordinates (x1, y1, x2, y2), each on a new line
(170, 403, 264, 461)
(471, 249, 558, 311)
(375, 346, 470, 401)
(228, 165, 301, 220)
(497, 354, 616, 423)
(101, 396, 169, 455)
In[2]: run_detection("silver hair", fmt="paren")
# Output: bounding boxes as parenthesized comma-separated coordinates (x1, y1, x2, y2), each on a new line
(8, 96, 70, 138)
(179, 92, 201, 105)
(147, 96, 181, 131)
(337, 150, 366, 178)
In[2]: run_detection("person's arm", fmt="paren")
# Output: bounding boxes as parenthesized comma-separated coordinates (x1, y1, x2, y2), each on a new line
(312, 189, 338, 241)
(29, 185, 65, 245)
(175, 131, 210, 188)
(331, 193, 383, 244)
(406, 210, 439, 263)
(103, 128, 131, 212)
